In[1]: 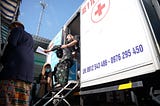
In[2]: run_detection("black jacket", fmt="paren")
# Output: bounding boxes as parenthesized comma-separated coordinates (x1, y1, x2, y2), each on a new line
(0, 27, 34, 83)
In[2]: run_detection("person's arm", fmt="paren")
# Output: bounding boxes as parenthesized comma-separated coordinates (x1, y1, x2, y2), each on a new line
(67, 39, 78, 47)
(47, 72, 52, 91)
(44, 45, 61, 53)
(61, 39, 78, 49)
(43, 46, 54, 53)
(43, 49, 52, 53)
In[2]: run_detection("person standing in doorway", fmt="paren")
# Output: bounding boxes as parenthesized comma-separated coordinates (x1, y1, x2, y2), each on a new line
(61, 34, 80, 60)
(0, 21, 34, 106)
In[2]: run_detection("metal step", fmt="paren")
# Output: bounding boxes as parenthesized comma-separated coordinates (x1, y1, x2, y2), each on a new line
(43, 80, 79, 106)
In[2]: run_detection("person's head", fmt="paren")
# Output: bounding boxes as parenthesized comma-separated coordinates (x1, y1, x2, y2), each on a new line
(66, 34, 74, 43)
(9, 21, 24, 30)
(44, 63, 51, 73)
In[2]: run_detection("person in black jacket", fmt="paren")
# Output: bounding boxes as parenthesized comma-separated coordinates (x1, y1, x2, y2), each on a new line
(0, 21, 34, 106)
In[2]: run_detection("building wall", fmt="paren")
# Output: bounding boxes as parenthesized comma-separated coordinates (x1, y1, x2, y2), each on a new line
(34, 53, 46, 78)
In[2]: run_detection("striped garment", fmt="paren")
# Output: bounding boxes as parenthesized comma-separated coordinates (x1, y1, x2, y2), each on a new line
(1, 0, 20, 20)
(0, 80, 31, 106)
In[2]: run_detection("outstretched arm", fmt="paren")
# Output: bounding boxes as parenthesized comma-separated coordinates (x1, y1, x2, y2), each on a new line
(61, 39, 78, 49)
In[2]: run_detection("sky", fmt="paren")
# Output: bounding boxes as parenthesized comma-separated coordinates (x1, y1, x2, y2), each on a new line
(19, 0, 84, 40)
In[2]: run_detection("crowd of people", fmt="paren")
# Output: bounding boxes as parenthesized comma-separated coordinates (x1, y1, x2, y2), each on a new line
(0, 21, 80, 106)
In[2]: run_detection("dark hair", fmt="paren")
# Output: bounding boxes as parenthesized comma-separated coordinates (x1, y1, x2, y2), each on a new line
(9, 21, 24, 29)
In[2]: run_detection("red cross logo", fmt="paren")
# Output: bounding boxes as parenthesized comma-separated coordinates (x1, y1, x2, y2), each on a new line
(95, 3, 105, 16)
(91, 0, 110, 23)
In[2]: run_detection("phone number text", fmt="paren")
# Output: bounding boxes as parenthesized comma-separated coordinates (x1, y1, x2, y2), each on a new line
(82, 44, 144, 74)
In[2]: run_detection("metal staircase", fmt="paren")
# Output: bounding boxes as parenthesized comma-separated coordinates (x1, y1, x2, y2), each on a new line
(44, 80, 79, 106)
(33, 80, 79, 106)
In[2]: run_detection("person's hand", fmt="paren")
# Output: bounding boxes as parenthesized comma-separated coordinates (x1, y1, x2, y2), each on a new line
(43, 49, 51, 53)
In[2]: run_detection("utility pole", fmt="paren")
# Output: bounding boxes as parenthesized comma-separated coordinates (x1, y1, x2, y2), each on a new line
(36, 0, 47, 36)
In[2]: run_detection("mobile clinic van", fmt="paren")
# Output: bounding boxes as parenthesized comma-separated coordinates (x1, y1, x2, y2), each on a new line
(47, 0, 160, 105)
(80, 0, 160, 105)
